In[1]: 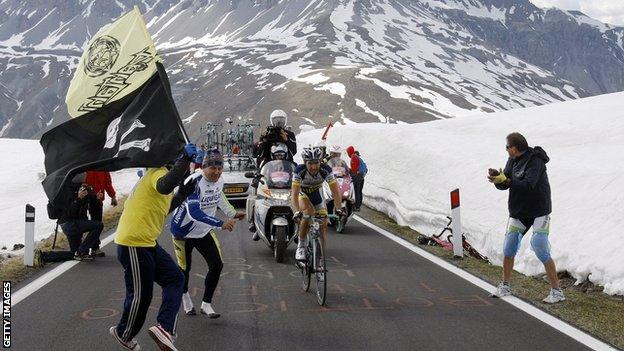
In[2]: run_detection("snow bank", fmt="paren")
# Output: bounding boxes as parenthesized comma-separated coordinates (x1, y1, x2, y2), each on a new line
(298, 92, 624, 295)
(0, 138, 139, 251)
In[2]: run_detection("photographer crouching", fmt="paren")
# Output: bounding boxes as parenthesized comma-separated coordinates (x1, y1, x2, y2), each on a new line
(59, 174, 104, 261)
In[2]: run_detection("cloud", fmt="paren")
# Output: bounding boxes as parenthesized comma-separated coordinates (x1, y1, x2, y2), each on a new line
(529, 0, 624, 26)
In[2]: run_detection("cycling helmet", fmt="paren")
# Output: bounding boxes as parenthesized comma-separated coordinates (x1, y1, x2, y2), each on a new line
(301, 147, 323, 161)
(269, 109, 287, 128)
(271, 142, 288, 160)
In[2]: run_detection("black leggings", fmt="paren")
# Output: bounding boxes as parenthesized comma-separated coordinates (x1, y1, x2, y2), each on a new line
(180, 234, 223, 303)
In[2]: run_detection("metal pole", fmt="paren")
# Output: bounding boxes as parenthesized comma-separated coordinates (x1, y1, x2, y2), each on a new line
(51, 222, 59, 250)
(450, 189, 463, 258)
(24, 204, 35, 267)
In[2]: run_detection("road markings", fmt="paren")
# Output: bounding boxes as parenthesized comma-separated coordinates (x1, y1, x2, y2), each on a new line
(354, 215, 618, 351)
(13, 231, 117, 306)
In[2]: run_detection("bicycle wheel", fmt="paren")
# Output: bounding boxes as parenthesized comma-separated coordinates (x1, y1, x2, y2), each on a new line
(301, 245, 312, 292)
(314, 238, 327, 306)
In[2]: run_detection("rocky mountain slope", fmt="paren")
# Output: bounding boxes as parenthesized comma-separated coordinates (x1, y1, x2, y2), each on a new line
(1, 0, 623, 140)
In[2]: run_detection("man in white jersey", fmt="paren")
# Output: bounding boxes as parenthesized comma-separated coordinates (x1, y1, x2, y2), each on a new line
(170, 149, 245, 317)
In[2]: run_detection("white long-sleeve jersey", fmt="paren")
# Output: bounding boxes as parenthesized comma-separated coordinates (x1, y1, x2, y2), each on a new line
(170, 175, 236, 239)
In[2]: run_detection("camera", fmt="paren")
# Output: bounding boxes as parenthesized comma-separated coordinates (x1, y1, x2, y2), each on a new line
(262, 126, 282, 143)
(79, 184, 93, 193)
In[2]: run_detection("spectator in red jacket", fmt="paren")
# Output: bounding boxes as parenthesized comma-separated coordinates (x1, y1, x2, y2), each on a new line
(346, 146, 365, 211)
(85, 171, 118, 256)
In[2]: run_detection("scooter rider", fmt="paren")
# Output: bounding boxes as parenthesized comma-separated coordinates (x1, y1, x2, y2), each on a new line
(248, 143, 290, 241)
(326, 145, 349, 171)
(291, 147, 345, 261)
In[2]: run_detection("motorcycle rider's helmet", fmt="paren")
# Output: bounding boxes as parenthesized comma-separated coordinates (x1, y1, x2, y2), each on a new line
(269, 109, 287, 128)
(301, 147, 323, 162)
(271, 142, 288, 160)
(328, 145, 342, 157)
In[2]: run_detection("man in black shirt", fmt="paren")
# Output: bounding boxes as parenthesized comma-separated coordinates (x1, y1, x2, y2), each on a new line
(254, 109, 296, 169)
(36, 173, 103, 264)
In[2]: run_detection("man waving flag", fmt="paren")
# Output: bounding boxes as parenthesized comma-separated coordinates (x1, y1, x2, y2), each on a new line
(41, 7, 198, 351)
(41, 7, 188, 211)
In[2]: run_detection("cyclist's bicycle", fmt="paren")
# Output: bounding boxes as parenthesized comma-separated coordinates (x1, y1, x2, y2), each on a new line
(418, 216, 489, 262)
(294, 213, 338, 306)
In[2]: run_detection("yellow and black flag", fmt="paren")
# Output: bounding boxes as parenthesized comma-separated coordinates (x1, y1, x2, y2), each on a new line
(40, 7, 188, 213)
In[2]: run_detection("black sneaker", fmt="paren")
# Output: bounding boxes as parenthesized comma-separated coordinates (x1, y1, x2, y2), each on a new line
(74, 253, 95, 262)
(248, 223, 256, 233)
(252, 232, 260, 241)
(89, 248, 106, 257)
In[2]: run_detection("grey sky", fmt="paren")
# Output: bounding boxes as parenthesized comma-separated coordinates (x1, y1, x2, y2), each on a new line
(530, 0, 624, 26)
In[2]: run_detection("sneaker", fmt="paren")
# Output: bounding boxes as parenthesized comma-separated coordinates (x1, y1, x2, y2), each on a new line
(200, 301, 220, 319)
(182, 292, 196, 315)
(251, 232, 260, 241)
(90, 248, 106, 257)
(542, 288, 566, 304)
(109, 326, 141, 350)
(248, 223, 256, 233)
(33, 249, 44, 268)
(148, 324, 177, 351)
(295, 247, 306, 261)
(491, 282, 511, 298)
(74, 252, 95, 262)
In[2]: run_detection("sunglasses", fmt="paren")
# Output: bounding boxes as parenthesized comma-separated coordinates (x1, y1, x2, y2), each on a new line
(505, 145, 512, 150)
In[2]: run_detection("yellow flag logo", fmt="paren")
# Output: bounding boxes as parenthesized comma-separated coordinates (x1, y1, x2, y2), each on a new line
(66, 7, 160, 117)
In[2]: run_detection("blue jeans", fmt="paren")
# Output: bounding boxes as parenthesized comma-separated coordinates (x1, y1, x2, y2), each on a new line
(61, 220, 103, 255)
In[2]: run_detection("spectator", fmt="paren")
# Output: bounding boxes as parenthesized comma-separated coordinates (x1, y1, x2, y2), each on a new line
(35, 173, 103, 264)
(170, 149, 245, 317)
(85, 170, 118, 257)
(346, 146, 367, 211)
(109, 143, 196, 351)
(488, 132, 564, 304)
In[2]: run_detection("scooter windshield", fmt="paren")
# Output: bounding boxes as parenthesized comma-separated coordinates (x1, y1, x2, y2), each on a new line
(260, 160, 295, 189)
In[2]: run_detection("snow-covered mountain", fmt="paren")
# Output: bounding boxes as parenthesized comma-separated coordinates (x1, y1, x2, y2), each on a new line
(1, 0, 624, 140)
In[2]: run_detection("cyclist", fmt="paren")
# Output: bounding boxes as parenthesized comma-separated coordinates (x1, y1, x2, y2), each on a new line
(291, 147, 344, 261)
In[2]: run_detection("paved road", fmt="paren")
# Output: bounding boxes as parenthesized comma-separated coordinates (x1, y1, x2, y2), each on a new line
(12, 211, 590, 351)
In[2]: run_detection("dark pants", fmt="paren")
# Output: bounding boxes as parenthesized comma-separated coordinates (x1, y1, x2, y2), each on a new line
(353, 173, 365, 209)
(181, 234, 223, 303)
(115, 244, 184, 341)
(61, 220, 103, 255)
(88, 198, 103, 249)
(41, 250, 74, 262)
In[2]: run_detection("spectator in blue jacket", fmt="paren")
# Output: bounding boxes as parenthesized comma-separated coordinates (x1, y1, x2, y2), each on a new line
(487, 132, 564, 304)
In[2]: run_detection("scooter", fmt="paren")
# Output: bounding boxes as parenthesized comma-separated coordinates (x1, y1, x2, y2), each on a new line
(245, 160, 296, 263)
(323, 158, 355, 233)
